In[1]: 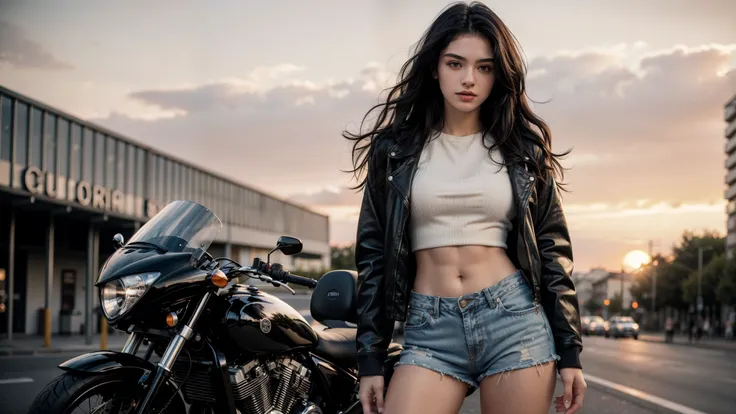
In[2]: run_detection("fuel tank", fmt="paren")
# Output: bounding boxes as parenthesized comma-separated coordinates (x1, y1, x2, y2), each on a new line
(218, 284, 319, 355)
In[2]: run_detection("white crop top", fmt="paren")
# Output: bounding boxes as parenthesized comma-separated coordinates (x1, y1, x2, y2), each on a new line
(409, 130, 516, 252)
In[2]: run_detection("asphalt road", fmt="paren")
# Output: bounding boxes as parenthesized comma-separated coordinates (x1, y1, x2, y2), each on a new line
(1, 292, 733, 413)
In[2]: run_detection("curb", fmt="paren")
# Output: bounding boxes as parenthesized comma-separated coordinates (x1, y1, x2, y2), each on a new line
(637, 336, 736, 354)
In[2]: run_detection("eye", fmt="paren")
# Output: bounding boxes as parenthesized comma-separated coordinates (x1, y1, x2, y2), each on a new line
(478, 65, 493, 73)
(447, 61, 461, 68)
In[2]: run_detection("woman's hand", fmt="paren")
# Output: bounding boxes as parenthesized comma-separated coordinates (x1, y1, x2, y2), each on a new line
(359, 375, 385, 414)
(555, 368, 586, 413)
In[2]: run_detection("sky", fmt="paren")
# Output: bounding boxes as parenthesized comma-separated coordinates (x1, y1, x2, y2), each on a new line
(1, 0, 736, 271)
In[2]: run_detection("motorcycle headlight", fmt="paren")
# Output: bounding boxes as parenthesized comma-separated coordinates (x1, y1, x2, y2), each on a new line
(101, 272, 160, 320)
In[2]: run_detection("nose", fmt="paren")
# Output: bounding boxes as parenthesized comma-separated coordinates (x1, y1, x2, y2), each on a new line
(462, 69, 475, 88)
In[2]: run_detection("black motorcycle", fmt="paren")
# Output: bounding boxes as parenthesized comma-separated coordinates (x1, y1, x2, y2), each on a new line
(29, 199, 403, 414)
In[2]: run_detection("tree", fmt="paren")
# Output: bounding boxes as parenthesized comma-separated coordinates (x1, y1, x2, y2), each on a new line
(716, 250, 736, 306)
(682, 253, 724, 305)
(635, 231, 725, 311)
(630, 254, 691, 310)
(671, 230, 724, 271)
(330, 244, 356, 270)
(630, 253, 667, 311)
(584, 299, 603, 316)
(607, 293, 623, 315)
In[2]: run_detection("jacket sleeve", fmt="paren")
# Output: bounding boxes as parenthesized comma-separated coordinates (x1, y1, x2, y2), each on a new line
(355, 145, 395, 378)
(534, 176, 583, 370)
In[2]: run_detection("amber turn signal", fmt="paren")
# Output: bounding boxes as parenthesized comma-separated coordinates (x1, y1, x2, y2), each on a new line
(166, 312, 178, 327)
(211, 269, 228, 288)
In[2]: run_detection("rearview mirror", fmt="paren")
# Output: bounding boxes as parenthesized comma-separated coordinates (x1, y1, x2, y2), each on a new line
(113, 233, 125, 250)
(276, 236, 302, 255)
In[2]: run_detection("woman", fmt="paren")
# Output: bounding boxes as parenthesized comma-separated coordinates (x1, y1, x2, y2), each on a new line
(343, 2, 586, 413)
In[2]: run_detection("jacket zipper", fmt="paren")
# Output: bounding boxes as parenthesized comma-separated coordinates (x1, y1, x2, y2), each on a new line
(520, 159, 540, 306)
(389, 152, 418, 317)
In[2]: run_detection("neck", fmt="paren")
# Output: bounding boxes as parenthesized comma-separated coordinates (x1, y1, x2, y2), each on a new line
(441, 103, 482, 136)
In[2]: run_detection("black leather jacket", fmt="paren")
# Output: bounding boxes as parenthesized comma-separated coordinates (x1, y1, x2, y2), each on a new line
(355, 129, 583, 378)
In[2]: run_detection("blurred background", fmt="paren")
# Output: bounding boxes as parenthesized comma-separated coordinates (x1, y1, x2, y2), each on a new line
(0, 1, 735, 413)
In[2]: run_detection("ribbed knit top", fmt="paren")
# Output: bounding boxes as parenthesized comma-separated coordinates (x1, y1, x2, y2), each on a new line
(409, 130, 515, 252)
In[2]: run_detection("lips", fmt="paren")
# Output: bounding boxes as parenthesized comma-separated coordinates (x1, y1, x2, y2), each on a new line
(456, 91, 477, 96)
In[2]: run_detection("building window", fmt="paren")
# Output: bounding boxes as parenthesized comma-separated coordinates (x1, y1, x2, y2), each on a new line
(181, 166, 187, 201)
(106, 136, 115, 188)
(136, 148, 145, 197)
(157, 156, 165, 202)
(82, 128, 94, 183)
(116, 139, 125, 191)
(172, 162, 180, 201)
(94, 132, 105, 186)
(195, 171, 202, 205)
(1, 96, 13, 161)
(15, 102, 28, 166)
(57, 118, 69, 178)
(166, 159, 173, 202)
(30, 107, 43, 168)
(187, 167, 193, 201)
(44, 113, 57, 174)
(70, 124, 82, 181)
(126, 144, 135, 194)
(212, 178, 219, 215)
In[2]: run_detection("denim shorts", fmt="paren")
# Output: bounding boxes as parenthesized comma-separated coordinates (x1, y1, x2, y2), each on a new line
(395, 270, 559, 388)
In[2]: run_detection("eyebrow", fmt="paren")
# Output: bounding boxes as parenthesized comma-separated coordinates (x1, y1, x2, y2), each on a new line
(443, 53, 494, 63)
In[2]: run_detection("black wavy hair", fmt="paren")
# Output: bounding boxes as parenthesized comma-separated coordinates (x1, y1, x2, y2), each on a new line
(343, 1, 570, 192)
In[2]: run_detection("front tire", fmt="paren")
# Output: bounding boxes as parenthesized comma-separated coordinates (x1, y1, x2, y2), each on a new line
(28, 371, 185, 414)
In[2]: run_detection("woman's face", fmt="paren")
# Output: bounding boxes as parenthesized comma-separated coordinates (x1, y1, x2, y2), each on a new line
(436, 33, 495, 115)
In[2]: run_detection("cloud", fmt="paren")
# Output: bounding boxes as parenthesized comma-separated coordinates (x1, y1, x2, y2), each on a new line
(288, 186, 363, 207)
(96, 60, 395, 197)
(0, 20, 73, 70)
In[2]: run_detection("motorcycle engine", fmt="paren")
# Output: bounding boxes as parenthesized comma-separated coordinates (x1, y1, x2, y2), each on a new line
(230, 356, 314, 414)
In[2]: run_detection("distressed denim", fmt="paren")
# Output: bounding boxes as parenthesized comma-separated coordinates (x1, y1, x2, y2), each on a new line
(395, 270, 559, 388)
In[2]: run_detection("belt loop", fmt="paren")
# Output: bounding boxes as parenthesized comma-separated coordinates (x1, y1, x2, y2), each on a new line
(482, 289, 496, 309)
(433, 297, 440, 316)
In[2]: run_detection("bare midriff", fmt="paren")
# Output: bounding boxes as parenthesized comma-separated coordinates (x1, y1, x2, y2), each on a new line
(412, 245, 517, 297)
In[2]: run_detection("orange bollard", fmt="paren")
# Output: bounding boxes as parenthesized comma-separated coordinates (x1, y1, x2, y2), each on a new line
(100, 315, 108, 350)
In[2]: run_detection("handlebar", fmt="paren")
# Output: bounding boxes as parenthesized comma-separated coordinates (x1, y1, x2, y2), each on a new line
(270, 264, 318, 288)
(227, 258, 318, 291)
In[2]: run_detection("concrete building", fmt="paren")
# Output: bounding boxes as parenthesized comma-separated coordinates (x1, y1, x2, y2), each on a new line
(0, 85, 331, 342)
(726, 93, 736, 255)
(572, 268, 610, 316)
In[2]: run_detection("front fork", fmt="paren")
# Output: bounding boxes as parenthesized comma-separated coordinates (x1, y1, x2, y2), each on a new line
(126, 291, 212, 414)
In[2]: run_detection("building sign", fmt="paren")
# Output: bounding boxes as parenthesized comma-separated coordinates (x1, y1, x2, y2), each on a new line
(22, 166, 163, 219)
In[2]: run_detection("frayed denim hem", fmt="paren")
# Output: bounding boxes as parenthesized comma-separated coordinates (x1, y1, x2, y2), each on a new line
(476, 354, 560, 384)
(393, 361, 477, 388)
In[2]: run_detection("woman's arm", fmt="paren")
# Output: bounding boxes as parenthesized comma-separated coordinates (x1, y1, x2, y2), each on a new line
(534, 175, 583, 370)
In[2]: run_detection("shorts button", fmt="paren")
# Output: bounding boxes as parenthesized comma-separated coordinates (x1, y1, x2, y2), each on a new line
(459, 299, 468, 308)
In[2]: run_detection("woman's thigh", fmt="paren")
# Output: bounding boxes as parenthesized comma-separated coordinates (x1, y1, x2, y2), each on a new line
(384, 364, 469, 414)
(479, 361, 556, 414)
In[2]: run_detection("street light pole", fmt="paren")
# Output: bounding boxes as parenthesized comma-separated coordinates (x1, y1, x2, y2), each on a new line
(649, 240, 656, 315)
(652, 264, 657, 314)
(697, 247, 703, 315)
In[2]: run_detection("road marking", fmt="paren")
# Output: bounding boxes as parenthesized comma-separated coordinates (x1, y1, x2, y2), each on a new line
(0, 377, 34, 385)
(585, 374, 707, 414)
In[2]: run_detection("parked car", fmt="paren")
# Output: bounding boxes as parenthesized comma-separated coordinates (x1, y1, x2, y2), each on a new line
(582, 315, 606, 336)
(604, 316, 639, 339)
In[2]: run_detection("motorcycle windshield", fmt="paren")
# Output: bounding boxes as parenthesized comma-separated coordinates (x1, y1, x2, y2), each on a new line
(127, 200, 222, 254)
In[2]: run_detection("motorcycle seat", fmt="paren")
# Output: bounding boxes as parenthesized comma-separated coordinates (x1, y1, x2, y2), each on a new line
(314, 327, 403, 369)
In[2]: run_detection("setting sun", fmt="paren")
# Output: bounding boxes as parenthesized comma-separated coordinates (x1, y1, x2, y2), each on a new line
(623, 249, 651, 271)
